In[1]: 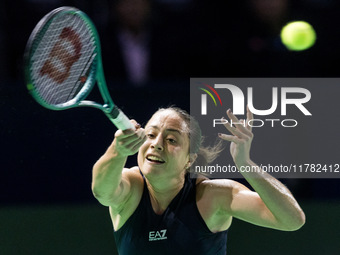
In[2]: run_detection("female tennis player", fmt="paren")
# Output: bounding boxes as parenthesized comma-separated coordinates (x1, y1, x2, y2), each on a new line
(92, 107, 305, 255)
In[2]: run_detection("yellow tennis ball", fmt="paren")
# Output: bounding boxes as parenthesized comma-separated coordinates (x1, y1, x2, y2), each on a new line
(280, 21, 316, 51)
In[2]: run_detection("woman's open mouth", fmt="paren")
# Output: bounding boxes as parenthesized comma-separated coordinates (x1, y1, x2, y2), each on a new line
(146, 155, 165, 164)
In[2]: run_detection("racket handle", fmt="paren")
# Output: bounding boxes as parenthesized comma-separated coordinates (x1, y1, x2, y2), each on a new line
(106, 107, 135, 130)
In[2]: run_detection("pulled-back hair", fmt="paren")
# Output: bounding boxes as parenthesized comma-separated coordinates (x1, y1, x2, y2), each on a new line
(154, 107, 224, 173)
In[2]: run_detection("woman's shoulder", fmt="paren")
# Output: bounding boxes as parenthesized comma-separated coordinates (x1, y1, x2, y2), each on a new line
(196, 177, 239, 195)
(122, 166, 145, 196)
(123, 166, 144, 181)
(195, 177, 234, 232)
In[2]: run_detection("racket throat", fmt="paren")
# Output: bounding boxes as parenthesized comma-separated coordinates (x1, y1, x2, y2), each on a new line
(105, 107, 135, 131)
(106, 106, 120, 119)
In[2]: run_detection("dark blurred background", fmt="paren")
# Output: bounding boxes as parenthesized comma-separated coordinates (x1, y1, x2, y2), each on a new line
(1, 0, 340, 254)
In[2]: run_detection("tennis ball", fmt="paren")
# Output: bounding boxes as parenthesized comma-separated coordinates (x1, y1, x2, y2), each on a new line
(280, 21, 316, 51)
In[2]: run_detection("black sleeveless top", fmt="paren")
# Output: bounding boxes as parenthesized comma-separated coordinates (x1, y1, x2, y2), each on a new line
(113, 173, 228, 255)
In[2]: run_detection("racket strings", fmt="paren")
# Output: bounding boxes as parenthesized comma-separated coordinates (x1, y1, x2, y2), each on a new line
(30, 13, 97, 105)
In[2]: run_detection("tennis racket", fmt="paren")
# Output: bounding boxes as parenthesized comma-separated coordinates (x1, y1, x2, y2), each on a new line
(24, 6, 135, 130)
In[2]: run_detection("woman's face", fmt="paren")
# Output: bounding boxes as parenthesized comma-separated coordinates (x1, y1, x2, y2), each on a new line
(137, 109, 190, 179)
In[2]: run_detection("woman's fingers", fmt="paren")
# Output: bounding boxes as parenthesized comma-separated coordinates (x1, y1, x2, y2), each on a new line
(222, 117, 248, 140)
(246, 106, 253, 132)
(114, 120, 146, 155)
(218, 133, 242, 144)
(226, 109, 253, 137)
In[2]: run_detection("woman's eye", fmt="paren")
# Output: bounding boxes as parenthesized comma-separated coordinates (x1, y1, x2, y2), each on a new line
(167, 138, 176, 144)
(147, 133, 155, 138)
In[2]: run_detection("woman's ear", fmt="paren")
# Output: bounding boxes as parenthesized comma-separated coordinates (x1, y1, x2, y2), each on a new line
(186, 153, 197, 169)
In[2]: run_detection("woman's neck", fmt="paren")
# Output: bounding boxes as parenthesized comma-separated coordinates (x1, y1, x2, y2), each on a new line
(145, 172, 186, 214)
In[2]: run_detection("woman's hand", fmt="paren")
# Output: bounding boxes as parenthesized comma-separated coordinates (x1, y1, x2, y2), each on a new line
(114, 120, 146, 157)
(218, 107, 254, 167)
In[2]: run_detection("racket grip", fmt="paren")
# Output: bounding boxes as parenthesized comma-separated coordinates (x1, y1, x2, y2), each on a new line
(106, 107, 135, 130)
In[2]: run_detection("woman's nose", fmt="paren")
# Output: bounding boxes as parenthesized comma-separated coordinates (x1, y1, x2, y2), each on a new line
(151, 135, 163, 151)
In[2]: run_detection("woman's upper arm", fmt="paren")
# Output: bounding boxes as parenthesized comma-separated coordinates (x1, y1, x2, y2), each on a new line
(229, 183, 279, 228)
(108, 168, 144, 230)
(206, 180, 280, 230)
(97, 167, 143, 210)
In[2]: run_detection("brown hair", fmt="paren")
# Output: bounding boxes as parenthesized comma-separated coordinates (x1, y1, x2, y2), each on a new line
(154, 107, 224, 172)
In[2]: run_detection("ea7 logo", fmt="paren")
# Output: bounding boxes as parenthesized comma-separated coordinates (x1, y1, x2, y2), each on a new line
(149, 229, 167, 241)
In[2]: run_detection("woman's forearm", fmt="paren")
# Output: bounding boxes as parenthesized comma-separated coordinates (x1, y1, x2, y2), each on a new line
(236, 159, 306, 230)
